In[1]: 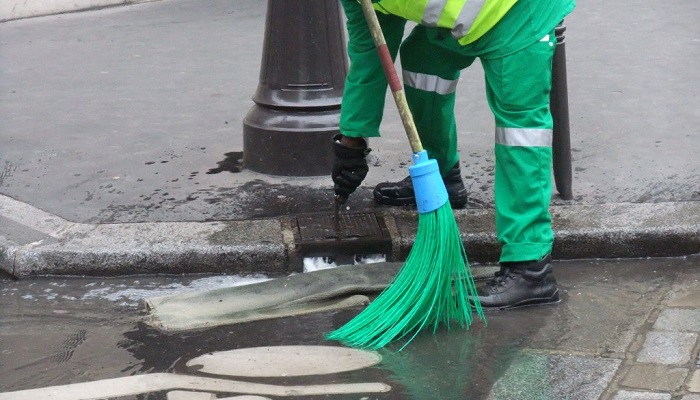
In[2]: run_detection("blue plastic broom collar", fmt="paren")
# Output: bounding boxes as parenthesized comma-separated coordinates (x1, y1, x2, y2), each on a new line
(409, 151, 449, 213)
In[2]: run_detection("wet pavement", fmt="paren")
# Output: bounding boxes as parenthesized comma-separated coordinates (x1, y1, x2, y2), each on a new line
(0, 0, 699, 223)
(1, 1, 700, 398)
(1, 0, 700, 277)
(2, 257, 700, 399)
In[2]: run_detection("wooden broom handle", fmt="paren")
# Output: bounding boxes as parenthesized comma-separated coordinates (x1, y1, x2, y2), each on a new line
(358, 0, 424, 154)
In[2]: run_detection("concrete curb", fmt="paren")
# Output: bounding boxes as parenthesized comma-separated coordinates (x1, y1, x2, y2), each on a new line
(0, 0, 159, 22)
(5, 220, 288, 278)
(0, 238, 18, 277)
(376, 202, 700, 264)
(1, 194, 699, 278)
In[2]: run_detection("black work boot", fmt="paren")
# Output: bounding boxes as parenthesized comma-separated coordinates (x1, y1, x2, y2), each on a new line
(473, 255, 560, 310)
(373, 162, 468, 208)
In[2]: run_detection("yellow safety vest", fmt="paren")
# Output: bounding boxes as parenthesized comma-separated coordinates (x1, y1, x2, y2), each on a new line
(373, 0, 517, 45)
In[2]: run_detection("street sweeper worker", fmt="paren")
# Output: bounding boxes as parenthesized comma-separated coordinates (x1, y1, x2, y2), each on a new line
(331, 0, 575, 310)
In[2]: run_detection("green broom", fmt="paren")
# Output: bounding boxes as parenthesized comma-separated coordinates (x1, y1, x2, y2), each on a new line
(326, 0, 486, 351)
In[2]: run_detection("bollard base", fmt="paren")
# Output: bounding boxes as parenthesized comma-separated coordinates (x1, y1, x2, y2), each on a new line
(243, 105, 340, 176)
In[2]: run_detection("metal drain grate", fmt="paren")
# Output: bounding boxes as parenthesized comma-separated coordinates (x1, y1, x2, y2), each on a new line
(295, 213, 382, 241)
(293, 213, 391, 259)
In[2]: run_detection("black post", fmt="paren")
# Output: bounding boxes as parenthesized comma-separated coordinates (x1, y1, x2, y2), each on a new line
(243, 0, 348, 176)
(551, 21, 573, 200)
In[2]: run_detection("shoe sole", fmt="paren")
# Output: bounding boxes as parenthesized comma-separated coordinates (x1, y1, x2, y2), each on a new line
(373, 191, 469, 209)
(372, 191, 416, 207)
(475, 289, 561, 312)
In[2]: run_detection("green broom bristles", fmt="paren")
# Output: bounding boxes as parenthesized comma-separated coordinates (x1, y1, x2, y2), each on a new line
(326, 201, 486, 350)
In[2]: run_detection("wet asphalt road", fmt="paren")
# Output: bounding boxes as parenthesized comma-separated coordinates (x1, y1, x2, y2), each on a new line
(1, 256, 700, 399)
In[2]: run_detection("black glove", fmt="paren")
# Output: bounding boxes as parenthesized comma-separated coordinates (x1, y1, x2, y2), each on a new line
(332, 134, 371, 201)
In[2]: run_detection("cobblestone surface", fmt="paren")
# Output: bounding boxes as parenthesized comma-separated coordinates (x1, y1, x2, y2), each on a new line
(653, 310, 700, 332)
(473, 260, 700, 399)
(607, 278, 700, 399)
(689, 370, 700, 392)
(621, 365, 689, 392)
(637, 332, 698, 365)
(611, 390, 672, 400)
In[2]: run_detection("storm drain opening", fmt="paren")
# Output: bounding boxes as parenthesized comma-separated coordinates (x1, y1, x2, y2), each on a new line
(293, 213, 392, 271)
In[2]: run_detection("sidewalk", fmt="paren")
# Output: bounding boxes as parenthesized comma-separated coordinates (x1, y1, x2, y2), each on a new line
(1, 0, 699, 277)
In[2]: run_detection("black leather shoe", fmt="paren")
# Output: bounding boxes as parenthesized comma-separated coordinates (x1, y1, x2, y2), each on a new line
(473, 255, 560, 310)
(373, 162, 468, 208)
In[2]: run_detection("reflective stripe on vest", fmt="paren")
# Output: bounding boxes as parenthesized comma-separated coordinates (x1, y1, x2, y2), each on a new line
(403, 71, 459, 95)
(374, 0, 516, 44)
(452, 0, 486, 38)
(495, 127, 553, 147)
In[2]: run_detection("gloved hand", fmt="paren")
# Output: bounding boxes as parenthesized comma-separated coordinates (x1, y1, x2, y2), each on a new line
(332, 134, 371, 202)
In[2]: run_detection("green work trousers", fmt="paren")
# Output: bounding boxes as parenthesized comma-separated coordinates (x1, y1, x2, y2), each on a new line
(340, 1, 557, 263)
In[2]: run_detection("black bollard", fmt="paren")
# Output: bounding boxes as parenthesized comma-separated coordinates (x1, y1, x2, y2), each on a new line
(551, 21, 573, 200)
(243, 0, 348, 176)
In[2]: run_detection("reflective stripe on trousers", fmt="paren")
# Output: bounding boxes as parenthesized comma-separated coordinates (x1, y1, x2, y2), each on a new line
(403, 71, 459, 95)
(495, 127, 553, 147)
